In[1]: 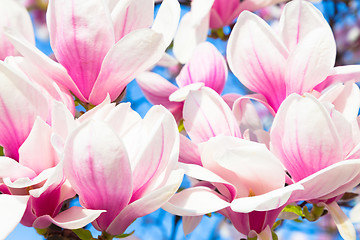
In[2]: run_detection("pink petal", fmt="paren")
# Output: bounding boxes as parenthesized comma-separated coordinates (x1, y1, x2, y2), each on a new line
(319, 82, 360, 122)
(47, 0, 115, 99)
(280, 0, 334, 52)
(162, 186, 230, 216)
(172, 0, 213, 63)
(0, 157, 36, 180)
(320, 201, 356, 240)
(183, 87, 241, 143)
(270, 94, 343, 182)
(136, 71, 179, 108)
(0, 195, 30, 239)
(33, 206, 105, 229)
(178, 162, 236, 200)
(316, 65, 360, 91)
(124, 106, 179, 200)
(5, 29, 87, 102)
(102, 102, 142, 138)
(89, 29, 165, 105)
(169, 82, 204, 102)
(63, 120, 133, 231)
(0, 61, 48, 160)
(0, 0, 34, 60)
(152, 0, 181, 47)
(230, 183, 303, 213)
(284, 29, 336, 95)
(18, 118, 57, 175)
(106, 169, 184, 236)
(111, 0, 154, 41)
(289, 159, 360, 202)
(200, 136, 285, 197)
(12, 56, 75, 116)
(179, 135, 202, 166)
(227, 11, 288, 111)
(182, 216, 203, 235)
(176, 42, 227, 94)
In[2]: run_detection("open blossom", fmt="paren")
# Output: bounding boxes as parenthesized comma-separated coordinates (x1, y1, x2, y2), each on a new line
(0, 0, 34, 60)
(270, 91, 360, 239)
(0, 104, 102, 239)
(0, 58, 74, 161)
(136, 42, 227, 122)
(163, 135, 302, 238)
(6, 0, 180, 105)
(173, 0, 287, 63)
(61, 99, 184, 236)
(159, 87, 302, 238)
(227, 0, 360, 113)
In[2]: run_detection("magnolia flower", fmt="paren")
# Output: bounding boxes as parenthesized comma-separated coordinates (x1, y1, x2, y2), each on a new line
(0, 107, 102, 239)
(0, 0, 34, 60)
(6, 0, 180, 105)
(61, 99, 184, 236)
(270, 92, 360, 239)
(0, 58, 74, 161)
(178, 87, 272, 166)
(227, 0, 360, 113)
(136, 42, 227, 122)
(163, 135, 303, 238)
(173, 0, 287, 63)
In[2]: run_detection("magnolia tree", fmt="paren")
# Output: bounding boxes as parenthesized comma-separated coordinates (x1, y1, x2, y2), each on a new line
(1, 0, 360, 239)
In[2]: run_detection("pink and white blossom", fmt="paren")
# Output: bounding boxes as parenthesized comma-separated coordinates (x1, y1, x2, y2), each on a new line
(62, 99, 184, 236)
(0, 0, 34, 60)
(6, 0, 180, 105)
(136, 42, 227, 122)
(227, 0, 360, 113)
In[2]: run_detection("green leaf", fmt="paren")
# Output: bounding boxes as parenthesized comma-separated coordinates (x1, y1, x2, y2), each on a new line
(72, 228, 94, 240)
(282, 205, 305, 217)
(114, 230, 135, 238)
(247, 236, 257, 240)
(0, 146, 3, 156)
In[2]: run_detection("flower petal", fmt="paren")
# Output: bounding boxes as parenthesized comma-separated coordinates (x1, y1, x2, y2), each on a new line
(230, 183, 303, 213)
(89, 29, 165, 105)
(152, 0, 180, 47)
(111, 0, 154, 41)
(183, 87, 241, 143)
(176, 42, 227, 94)
(182, 216, 203, 235)
(106, 168, 184, 236)
(0, 0, 34, 60)
(5, 29, 87, 102)
(0, 61, 48, 160)
(136, 71, 179, 108)
(0, 195, 29, 239)
(172, 0, 214, 63)
(280, 0, 334, 52)
(227, 11, 288, 111)
(162, 186, 230, 216)
(33, 207, 105, 230)
(270, 94, 343, 181)
(284, 29, 336, 95)
(47, 0, 115, 99)
(289, 159, 360, 202)
(320, 201, 356, 240)
(63, 120, 133, 230)
(18, 118, 57, 175)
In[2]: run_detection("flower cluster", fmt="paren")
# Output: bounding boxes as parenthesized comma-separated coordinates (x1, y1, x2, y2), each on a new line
(0, 0, 360, 239)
